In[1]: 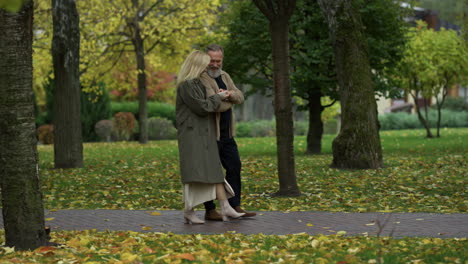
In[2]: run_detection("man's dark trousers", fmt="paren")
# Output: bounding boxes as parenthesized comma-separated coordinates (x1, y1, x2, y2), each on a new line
(204, 137, 242, 210)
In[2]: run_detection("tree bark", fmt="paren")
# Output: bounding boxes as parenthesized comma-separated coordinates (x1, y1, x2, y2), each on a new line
(318, 0, 383, 169)
(411, 92, 434, 138)
(133, 19, 148, 144)
(253, 0, 301, 196)
(0, 0, 48, 250)
(306, 89, 323, 154)
(128, 0, 148, 144)
(52, 0, 83, 168)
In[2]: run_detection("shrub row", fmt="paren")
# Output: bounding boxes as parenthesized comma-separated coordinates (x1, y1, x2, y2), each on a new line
(379, 109, 468, 130)
(235, 119, 339, 138)
(38, 114, 177, 144)
(110, 101, 175, 123)
(235, 109, 467, 138)
(36, 98, 466, 142)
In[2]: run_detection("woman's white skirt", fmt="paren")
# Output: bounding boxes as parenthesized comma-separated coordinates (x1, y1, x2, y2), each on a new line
(183, 179, 235, 210)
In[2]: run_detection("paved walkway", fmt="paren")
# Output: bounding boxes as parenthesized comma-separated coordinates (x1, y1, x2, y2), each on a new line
(2, 210, 466, 238)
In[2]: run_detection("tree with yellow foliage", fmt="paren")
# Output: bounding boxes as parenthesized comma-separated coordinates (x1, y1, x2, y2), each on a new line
(33, 0, 221, 143)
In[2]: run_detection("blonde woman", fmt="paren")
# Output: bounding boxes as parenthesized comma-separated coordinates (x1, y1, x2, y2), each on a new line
(175, 50, 245, 224)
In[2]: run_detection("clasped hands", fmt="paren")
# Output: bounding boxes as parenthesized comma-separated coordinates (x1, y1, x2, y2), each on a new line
(217, 89, 231, 101)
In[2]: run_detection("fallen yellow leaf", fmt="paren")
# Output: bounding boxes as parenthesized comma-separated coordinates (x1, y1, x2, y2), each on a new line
(175, 253, 195, 261)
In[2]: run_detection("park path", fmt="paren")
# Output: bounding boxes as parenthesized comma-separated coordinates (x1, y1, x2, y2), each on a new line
(2, 210, 466, 238)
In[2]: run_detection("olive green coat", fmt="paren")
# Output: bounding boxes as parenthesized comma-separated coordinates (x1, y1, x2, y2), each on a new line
(176, 78, 225, 184)
(199, 71, 244, 140)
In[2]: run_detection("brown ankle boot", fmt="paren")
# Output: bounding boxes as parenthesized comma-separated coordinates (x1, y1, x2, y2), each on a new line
(234, 206, 256, 217)
(204, 209, 223, 221)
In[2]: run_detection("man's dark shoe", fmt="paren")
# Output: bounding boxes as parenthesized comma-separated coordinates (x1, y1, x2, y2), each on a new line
(234, 206, 256, 217)
(204, 209, 223, 221)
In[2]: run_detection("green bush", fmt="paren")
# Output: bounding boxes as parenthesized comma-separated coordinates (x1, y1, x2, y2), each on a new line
(111, 101, 175, 123)
(236, 119, 341, 138)
(42, 77, 54, 125)
(36, 79, 112, 142)
(294, 121, 308, 136)
(81, 83, 112, 142)
(378, 110, 468, 130)
(323, 119, 338, 134)
(236, 120, 275, 137)
(379, 112, 420, 130)
(35, 111, 48, 128)
(432, 96, 467, 112)
(148, 117, 177, 140)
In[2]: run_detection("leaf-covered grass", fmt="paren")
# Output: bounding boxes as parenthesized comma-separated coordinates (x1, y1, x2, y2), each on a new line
(0, 230, 466, 264)
(1, 128, 466, 262)
(38, 128, 468, 213)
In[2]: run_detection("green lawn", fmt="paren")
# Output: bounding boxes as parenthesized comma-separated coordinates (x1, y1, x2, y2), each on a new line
(38, 128, 467, 213)
(1, 128, 466, 263)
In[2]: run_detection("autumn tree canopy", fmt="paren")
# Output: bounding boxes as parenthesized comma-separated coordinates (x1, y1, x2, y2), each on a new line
(32, 0, 221, 107)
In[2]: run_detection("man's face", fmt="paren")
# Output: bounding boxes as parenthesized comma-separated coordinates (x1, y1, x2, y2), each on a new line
(207, 50, 223, 78)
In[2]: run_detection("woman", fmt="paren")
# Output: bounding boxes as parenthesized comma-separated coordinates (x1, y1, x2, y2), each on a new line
(176, 50, 245, 224)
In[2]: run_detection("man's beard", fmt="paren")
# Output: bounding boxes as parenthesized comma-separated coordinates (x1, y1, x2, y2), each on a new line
(207, 67, 222, 78)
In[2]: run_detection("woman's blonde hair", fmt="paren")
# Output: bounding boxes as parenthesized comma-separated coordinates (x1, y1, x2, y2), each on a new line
(176, 50, 210, 86)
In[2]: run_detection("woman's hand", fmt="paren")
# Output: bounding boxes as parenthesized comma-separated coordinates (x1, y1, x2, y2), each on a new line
(217, 89, 231, 100)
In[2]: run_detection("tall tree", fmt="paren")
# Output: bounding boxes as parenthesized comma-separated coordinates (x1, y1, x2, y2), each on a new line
(52, 0, 83, 168)
(289, 0, 336, 154)
(33, 0, 220, 143)
(318, 0, 383, 169)
(0, 0, 48, 250)
(220, 0, 406, 155)
(252, 0, 301, 196)
(394, 21, 468, 138)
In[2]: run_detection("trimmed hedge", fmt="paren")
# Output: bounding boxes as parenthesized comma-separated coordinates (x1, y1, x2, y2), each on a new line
(111, 101, 175, 123)
(236, 119, 338, 138)
(379, 109, 468, 130)
(235, 110, 467, 138)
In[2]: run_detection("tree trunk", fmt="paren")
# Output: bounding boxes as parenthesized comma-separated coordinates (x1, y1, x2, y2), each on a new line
(435, 85, 448, 138)
(52, 0, 83, 168)
(270, 18, 301, 196)
(306, 89, 323, 154)
(134, 25, 148, 144)
(131, 0, 148, 144)
(318, 0, 383, 169)
(0, 0, 48, 250)
(253, 0, 300, 196)
(411, 93, 433, 138)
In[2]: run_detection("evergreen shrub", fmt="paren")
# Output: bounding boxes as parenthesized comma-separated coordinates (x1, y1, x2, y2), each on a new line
(294, 121, 308, 136)
(148, 117, 177, 140)
(432, 96, 467, 111)
(236, 120, 275, 138)
(81, 83, 112, 142)
(323, 119, 338, 134)
(378, 110, 468, 130)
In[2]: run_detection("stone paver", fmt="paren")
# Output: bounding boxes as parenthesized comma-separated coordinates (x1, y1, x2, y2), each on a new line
(1, 210, 466, 238)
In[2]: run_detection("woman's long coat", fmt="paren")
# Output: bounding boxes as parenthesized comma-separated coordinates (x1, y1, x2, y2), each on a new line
(176, 78, 224, 184)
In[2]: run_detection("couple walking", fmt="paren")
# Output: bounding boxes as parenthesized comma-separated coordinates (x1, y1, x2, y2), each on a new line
(176, 44, 256, 224)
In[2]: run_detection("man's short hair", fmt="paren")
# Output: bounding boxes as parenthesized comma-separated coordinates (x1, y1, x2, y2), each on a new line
(206, 44, 224, 54)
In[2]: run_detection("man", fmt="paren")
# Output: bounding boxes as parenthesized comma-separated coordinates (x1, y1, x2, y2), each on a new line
(200, 44, 256, 220)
